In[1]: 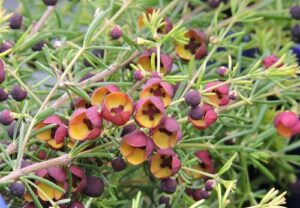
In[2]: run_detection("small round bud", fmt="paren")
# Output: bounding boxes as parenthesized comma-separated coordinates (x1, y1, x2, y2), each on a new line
(31, 41, 46, 51)
(263, 55, 282, 69)
(0, 110, 14, 125)
(82, 176, 104, 197)
(10, 181, 25, 197)
(121, 123, 137, 136)
(133, 70, 143, 81)
(111, 157, 127, 172)
(193, 189, 210, 201)
(292, 25, 300, 43)
(188, 106, 204, 120)
(185, 90, 201, 106)
(159, 196, 170, 207)
(110, 26, 122, 40)
(0, 59, 5, 84)
(69, 201, 85, 208)
(228, 91, 237, 100)
(209, 0, 221, 8)
(9, 13, 23, 29)
(43, 0, 58, 6)
(0, 88, 8, 102)
(205, 179, 215, 191)
(160, 178, 177, 194)
(7, 122, 20, 139)
(38, 150, 47, 160)
(290, 6, 300, 20)
(217, 66, 228, 76)
(11, 85, 27, 101)
(0, 41, 13, 53)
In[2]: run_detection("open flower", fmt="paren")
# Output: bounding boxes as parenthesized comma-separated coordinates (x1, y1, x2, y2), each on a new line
(205, 81, 229, 106)
(138, 8, 173, 34)
(134, 96, 166, 128)
(188, 105, 218, 130)
(188, 151, 215, 179)
(101, 92, 134, 126)
(120, 130, 154, 165)
(69, 106, 102, 141)
(137, 49, 173, 75)
(140, 78, 174, 107)
(91, 84, 119, 106)
(274, 111, 300, 138)
(35, 115, 68, 149)
(175, 29, 207, 61)
(151, 117, 182, 149)
(36, 167, 67, 201)
(150, 149, 181, 179)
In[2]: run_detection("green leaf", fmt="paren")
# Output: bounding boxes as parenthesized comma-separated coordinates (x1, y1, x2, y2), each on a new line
(217, 153, 238, 176)
(251, 159, 276, 181)
(68, 86, 91, 103)
(26, 175, 66, 194)
(22, 180, 43, 208)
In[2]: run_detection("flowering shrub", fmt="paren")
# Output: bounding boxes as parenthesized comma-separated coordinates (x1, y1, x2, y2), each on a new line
(0, 0, 300, 207)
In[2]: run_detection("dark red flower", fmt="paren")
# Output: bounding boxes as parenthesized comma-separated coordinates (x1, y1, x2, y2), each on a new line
(205, 81, 229, 106)
(91, 84, 119, 106)
(274, 111, 300, 138)
(150, 149, 181, 179)
(120, 130, 154, 165)
(188, 105, 218, 130)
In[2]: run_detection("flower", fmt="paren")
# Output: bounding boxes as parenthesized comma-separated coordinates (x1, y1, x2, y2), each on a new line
(69, 106, 102, 140)
(263, 55, 283, 69)
(274, 111, 300, 138)
(36, 167, 67, 201)
(101, 92, 134, 126)
(188, 151, 215, 179)
(184, 90, 201, 107)
(175, 29, 207, 60)
(137, 49, 173, 75)
(140, 78, 174, 107)
(35, 115, 68, 149)
(150, 149, 181, 179)
(188, 105, 218, 130)
(133, 70, 144, 81)
(91, 84, 119, 106)
(138, 8, 173, 34)
(134, 96, 166, 128)
(205, 81, 229, 106)
(151, 117, 182, 149)
(120, 130, 154, 165)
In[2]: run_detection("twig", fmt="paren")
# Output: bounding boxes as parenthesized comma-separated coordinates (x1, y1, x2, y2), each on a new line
(0, 154, 71, 184)
(0, 143, 17, 162)
(30, 6, 56, 36)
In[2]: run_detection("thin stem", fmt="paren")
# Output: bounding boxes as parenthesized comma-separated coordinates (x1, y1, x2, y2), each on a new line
(30, 6, 56, 35)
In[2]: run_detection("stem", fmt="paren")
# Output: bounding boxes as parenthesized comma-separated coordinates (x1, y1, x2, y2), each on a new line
(30, 6, 56, 35)
(17, 48, 84, 169)
(0, 154, 71, 184)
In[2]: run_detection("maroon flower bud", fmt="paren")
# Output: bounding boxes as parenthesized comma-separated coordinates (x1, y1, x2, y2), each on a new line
(228, 91, 237, 100)
(290, 6, 300, 20)
(0, 59, 5, 84)
(31, 41, 46, 51)
(263, 55, 283, 69)
(9, 13, 22, 29)
(188, 106, 204, 120)
(43, 0, 58, 6)
(121, 123, 137, 137)
(160, 178, 177, 194)
(0, 88, 8, 102)
(184, 90, 201, 106)
(7, 122, 19, 139)
(82, 176, 104, 197)
(205, 179, 215, 191)
(110, 26, 122, 40)
(11, 85, 27, 101)
(0, 109, 14, 125)
(133, 70, 143, 81)
(159, 196, 170, 207)
(10, 181, 25, 197)
(217, 66, 228, 76)
(193, 189, 210, 200)
(292, 25, 300, 43)
(0, 41, 13, 53)
(38, 150, 47, 160)
(69, 201, 85, 208)
(209, 0, 227, 8)
(111, 157, 127, 172)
